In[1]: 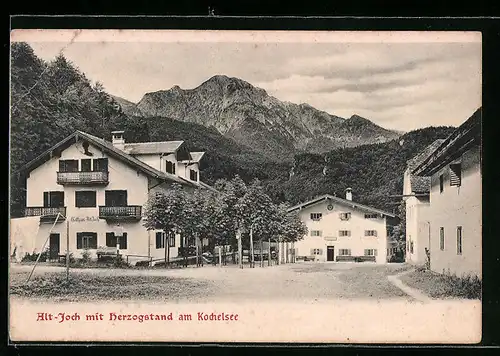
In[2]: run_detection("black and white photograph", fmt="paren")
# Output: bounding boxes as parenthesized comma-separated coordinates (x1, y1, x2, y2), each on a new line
(9, 29, 482, 343)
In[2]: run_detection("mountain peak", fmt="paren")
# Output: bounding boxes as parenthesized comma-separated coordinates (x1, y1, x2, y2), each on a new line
(349, 114, 371, 123)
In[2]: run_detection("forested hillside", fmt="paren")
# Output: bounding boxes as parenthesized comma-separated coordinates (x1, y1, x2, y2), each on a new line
(10, 42, 457, 217)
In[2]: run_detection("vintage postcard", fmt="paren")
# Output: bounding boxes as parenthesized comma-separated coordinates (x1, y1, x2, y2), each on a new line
(9, 29, 482, 344)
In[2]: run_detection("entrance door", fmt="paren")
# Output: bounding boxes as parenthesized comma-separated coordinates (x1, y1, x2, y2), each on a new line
(49, 233, 60, 260)
(327, 246, 335, 262)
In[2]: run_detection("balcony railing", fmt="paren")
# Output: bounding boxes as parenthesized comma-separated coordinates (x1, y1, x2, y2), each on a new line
(24, 207, 66, 223)
(57, 171, 109, 185)
(99, 205, 142, 221)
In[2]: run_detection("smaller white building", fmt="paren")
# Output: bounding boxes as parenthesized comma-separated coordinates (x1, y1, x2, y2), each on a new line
(403, 139, 445, 265)
(288, 190, 396, 264)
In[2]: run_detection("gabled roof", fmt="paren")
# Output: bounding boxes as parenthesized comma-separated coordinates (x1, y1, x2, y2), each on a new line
(179, 151, 205, 163)
(412, 108, 481, 176)
(14, 131, 198, 188)
(123, 141, 184, 155)
(405, 139, 446, 194)
(287, 194, 396, 218)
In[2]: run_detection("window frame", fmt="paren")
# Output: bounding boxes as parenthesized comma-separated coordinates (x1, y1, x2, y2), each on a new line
(310, 213, 323, 221)
(364, 249, 378, 256)
(81, 159, 92, 172)
(364, 230, 378, 237)
(439, 174, 444, 193)
(338, 230, 351, 237)
(339, 249, 351, 256)
(75, 190, 97, 208)
(76, 232, 98, 249)
(310, 230, 322, 237)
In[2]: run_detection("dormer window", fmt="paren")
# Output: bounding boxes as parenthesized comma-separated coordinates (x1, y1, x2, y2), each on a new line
(165, 161, 176, 175)
(189, 169, 198, 181)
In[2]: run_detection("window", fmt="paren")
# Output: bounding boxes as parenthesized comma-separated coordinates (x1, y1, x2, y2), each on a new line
(339, 249, 351, 256)
(311, 248, 323, 255)
(364, 213, 378, 219)
(450, 163, 462, 187)
(406, 241, 409, 251)
(339, 212, 351, 221)
(43, 191, 65, 208)
(105, 190, 127, 206)
(169, 233, 175, 247)
(165, 161, 176, 174)
(75, 191, 96, 208)
(59, 159, 78, 172)
(364, 230, 377, 237)
(189, 169, 198, 181)
(76, 232, 97, 249)
(364, 249, 378, 256)
(81, 159, 92, 172)
(440, 227, 445, 250)
(310, 230, 322, 237)
(93, 158, 108, 172)
(339, 230, 351, 237)
(156, 232, 165, 249)
(457, 226, 463, 255)
(439, 174, 444, 193)
(310, 213, 323, 221)
(106, 232, 127, 249)
(410, 241, 414, 254)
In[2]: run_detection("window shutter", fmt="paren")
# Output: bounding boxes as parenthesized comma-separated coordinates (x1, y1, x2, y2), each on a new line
(76, 233, 82, 249)
(106, 232, 114, 247)
(43, 192, 49, 207)
(450, 164, 461, 186)
(121, 233, 128, 249)
(156, 232, 162, 249)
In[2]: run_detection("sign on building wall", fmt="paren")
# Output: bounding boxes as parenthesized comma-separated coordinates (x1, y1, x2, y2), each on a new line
(70, 217, 100, 222)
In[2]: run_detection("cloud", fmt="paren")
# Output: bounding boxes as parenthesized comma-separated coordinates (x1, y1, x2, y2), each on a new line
(24, 39, 481, 132)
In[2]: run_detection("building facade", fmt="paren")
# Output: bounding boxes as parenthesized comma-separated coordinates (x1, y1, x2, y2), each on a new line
(11, 130, 214, 265)
(288, 190, 396, 264)
(403, 139, 445, 265)
(412, 108, 481, 278)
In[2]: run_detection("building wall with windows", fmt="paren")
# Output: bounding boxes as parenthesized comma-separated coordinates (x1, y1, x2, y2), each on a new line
(19, 140, 192, 263)
(293, 199, 389, 264)
(405, 195, 431, 265)
(427, 144, 481, 278)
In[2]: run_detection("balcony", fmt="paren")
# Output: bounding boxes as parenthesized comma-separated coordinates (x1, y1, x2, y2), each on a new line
(99, 205, 142, 221)
(57, 171, 109, 186)
(24, 207, 67, 223)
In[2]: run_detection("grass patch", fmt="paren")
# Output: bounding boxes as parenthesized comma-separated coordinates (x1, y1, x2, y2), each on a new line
(400, 269, 481, 300)
(10, 272, 216, 302)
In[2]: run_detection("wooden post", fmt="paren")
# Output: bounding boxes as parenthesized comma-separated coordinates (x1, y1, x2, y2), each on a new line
(164, 231, 168, 268)
(218, 245, 222, 266)
(285, 242, 289, 263)
(268, 238, 271, 266)
(66, 219, 70, 281)
(237, 231, 243, 269)
(259, 239, 263, 267)
(249, 225, 254, 268)
(195, 233, 199, 267)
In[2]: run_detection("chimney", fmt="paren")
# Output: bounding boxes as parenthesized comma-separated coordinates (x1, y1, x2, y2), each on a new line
(111, 131, 125, 150)
(345, 188, 352, 201)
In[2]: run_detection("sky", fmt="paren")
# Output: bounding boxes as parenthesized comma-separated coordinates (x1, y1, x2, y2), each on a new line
(12, 30, 482, 132)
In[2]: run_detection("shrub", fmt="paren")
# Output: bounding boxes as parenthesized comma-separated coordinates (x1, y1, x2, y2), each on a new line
(21, 248, 49, 262)
(113, 254, 130, 268)
(81, 248, 91, 264)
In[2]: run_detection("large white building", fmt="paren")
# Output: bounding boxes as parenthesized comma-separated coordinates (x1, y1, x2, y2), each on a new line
(288, 190, 396, 264)
(411, 108, 481, 278)
(403, 139, 445, 265)
(10, 130, 215, 265)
